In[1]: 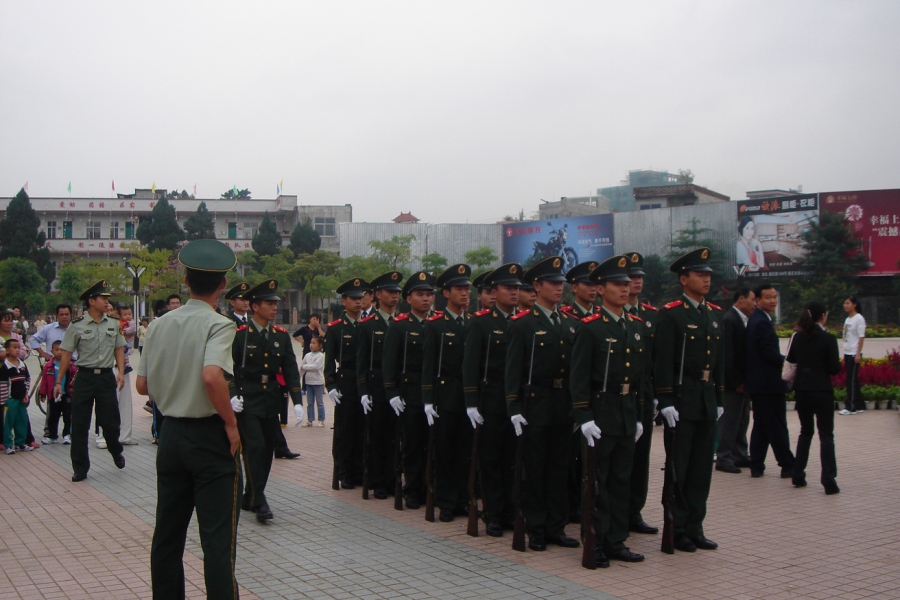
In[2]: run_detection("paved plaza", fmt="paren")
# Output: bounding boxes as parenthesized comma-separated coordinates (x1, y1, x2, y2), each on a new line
(1, 350, 898, 599)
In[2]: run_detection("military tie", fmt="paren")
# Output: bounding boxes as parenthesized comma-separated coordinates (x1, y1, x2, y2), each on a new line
(551, 311, 562, 333)
(629, 306, 638, 317)
(260, 327, 268, 341)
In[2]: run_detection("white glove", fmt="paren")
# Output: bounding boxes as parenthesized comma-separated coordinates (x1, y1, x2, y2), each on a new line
(389, 396, 406, 416)
(327, 389, 342, 405)
(294, 404, 304, 420)
(660, 406, 679, 428)
(511, 414, 528, 436)
(230, 396, 244, 413)
(424, 404, 439, 426)
(466, 407, 484, 429)
(717, 406, 725, 420)
(581, 421, 602, 446)
(361, 395, 373, 414)
(635, 421, 644, 442)
(653, 399, 659, 417)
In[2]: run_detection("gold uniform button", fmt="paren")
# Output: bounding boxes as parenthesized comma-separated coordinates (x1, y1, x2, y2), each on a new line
(560, 369, 565, 373)
(691, 336, 695, 340)
(626, 348, 631, 353)
(561, 355, 565, 359)
(624, 376, 629, 381)
(626, 362, 630, 367)
(707, 350, 710, 355)
(265, 353, 268, 357)
(264, 364, 268, 368)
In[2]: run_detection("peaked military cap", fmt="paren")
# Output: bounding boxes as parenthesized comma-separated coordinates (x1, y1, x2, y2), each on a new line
(472, 270, 494, 291)
(224, 282, 250, 300)
(245, 279, 280, 302)
(486, 263, 524, 287)
(624, 252, 645, 276)
(523, 256, 567, 284)
(565, 260, 599, 284)
(436, 264, 471, 289)
(589, 255, 632, 283)
(403, 271, 436, 296)
(178, 239, 237, 273)
(669, 247, 714, 274)
(370, 271, 404, 292)
(80, 280, 113, 301)
(337, 278, 369, 298)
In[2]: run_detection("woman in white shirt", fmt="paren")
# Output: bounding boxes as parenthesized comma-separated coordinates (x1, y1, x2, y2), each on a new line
(840, 296, 866, 415)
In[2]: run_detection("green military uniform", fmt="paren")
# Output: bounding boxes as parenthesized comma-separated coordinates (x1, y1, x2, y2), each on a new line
(229, 279, 303, 520)
(462, 263, 522, 532)
(325, 278, 368, 488)
(422, 264, 472, 518)
(504, 257, 578, 545)
(139, 239, 242, 599)
(357, 271, 403, 498)
(59, 280, 126, 479)
(623, 252, 661, 533)
(654, 248, 724, 547)
(571, 256, 646, 559)
(383, 271, 435, 506)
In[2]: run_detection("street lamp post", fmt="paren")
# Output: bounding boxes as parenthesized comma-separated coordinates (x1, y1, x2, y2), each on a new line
(125, 261, 147, 319)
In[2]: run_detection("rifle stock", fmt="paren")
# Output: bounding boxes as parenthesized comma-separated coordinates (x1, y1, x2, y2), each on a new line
(512, 333, 537, 552)
(394, 332, 408, 511)
(467, 333, 492, 537)
(425, 333, 445, 523)
(661, 332, 686, 554)
(581, 442, 599, 568)
(362, 332, 375, 500)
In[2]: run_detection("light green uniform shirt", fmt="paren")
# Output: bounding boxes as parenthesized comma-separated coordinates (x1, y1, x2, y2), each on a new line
(60, 312, 125, 368)
(137, 299, 235, 418)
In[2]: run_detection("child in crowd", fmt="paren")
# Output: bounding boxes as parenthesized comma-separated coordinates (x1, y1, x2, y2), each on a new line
(300, 336, 325, 427)
(40, 340, 76, 444)
(1, 339, 33, 454)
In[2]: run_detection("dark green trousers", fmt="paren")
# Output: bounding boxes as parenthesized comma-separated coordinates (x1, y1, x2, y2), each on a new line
(592, 433, 635, 553)
(238, 413, 281, 508)
(628, 409, 655, 525)
(70, 370, 122, 476)
(479, 411, 517, 525)
(151, 416, 242, 600)
(435, 409, 472, 512)
(402, 403, 428, 501)
(334, 377, 364, 483)
(671, 419, 716, 537)
(523, 422, 570, 540)
(367, 381, 395, 492)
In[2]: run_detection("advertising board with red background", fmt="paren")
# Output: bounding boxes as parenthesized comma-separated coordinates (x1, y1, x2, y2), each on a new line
(821, 189, 900, 276)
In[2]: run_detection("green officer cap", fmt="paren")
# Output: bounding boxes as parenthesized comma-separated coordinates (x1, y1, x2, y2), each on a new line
(224, 282, 250, 300)
(669, 247, 714, 274)
(523, 256, 567, 284)
(624, 252, 645, 276)
(565, 260, 599, 284)
(486, 263, 523, 287)
(79, 280, 113, 301)
(178, 239, 237, 273)
(472, 270, 494, 291)
(436, 264, 471, 289)
(245, 279, 280, 302)
(370, 271, 404, 292)
(589, 255, 632, 283)
(336, 278, 369, 298)
(403, 271, 437, 296)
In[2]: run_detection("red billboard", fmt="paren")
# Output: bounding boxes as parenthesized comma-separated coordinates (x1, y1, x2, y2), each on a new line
(821, 189, 900, 276)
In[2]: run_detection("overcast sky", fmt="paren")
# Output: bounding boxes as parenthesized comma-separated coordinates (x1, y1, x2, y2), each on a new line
(2, 1, 898, 223)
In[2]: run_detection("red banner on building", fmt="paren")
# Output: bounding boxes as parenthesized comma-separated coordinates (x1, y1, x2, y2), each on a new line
(821, 189, 900, 276)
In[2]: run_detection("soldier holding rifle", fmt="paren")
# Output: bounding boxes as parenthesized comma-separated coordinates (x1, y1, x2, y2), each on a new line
(654, 248, 725, 553)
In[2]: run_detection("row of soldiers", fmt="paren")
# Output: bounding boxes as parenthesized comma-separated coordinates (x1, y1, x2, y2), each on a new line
(321, 247, 725, 567)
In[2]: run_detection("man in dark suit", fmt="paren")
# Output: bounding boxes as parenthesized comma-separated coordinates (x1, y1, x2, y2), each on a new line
(716, 288, 755, 473)
(745, 284, 794, 479)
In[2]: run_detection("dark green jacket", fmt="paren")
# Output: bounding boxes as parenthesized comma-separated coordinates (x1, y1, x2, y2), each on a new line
(324, 312, 360, 397)
(356, 312, 391, 399)
(463, 307, 511, 416)
(633, 302, 659, 419)
(230, 321, 302, 419)
(383, 312, 426, 406)
(422, 311, 467, 413)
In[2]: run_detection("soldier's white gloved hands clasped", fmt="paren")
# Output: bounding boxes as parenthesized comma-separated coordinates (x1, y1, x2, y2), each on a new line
(293, 404, 304, 420)
(360, 395, 373, 414)
(389, 396, 406, 416)
(466, 407, 484, 429)
(660, 406, 679, 428)
(653, 399, 659, 417)
(327, 389, 342, 405)
(511, 414, 528, 436)
(635, 421, 644, 442)
(424, 404, 439, 426)
(581, 420, 602, 446)
(230, 396, 244, 413)
(717, 406, 725, 420)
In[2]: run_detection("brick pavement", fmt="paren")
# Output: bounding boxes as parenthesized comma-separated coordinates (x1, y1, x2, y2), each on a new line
(1, 356, 898, 599)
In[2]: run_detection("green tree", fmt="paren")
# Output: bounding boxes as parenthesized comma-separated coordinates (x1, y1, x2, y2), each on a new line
(135, 197, 185, 251)
(369, 235, 415, 270)
(54, 258, 131, 307)
(221, 187, 252, 199)
(290, 217, 321, 256)
(667, 217, 730, 299)
(0, 188, 55, 286)
(677, 169, 695, 185)
(166, 189, 195, 199)
(126, 244, 184, 303)
(420, 252, 448, 273)
(183, 201, 216, 241)
(464, 246, 499, 269)
(0, 258, 49, 313)
(252, 212, 281, 257)
(797, 209, 868, 281)
(639, 254, 670, 307)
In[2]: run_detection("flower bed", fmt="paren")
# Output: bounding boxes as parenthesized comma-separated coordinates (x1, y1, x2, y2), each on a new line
(775, 325, 900, 338)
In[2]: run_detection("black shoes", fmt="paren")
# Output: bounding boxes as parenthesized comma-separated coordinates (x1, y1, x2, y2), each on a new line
(692, 535, 718, 550)
(241, 497, 254, 512)
(674, 534, 697, 552)
(715, 463, 742, 474)
(486, 521, 503, 537)
(592, 545, 610, 568)
(438, 509, 454, 523)
(528, 537, 547, 551)
(547, 534, 580, 548)
(824, 482, 841, 495)
(373, 488, 388, 500)
(114, 454, 126, 469)
(780, 467, 794, 479)
(750, 470, 764, 478)
(793, 474, 807, 488)
(72, 473, 87, 482)
(274, 450, 300, 459)
(405, 497, 420, 509)
(340, 479, 355, 490)
(630, 520, 659, 535)
(608, 547, 645, 562)
(734, 458, 752, 468)
(256, 503, 274, 523)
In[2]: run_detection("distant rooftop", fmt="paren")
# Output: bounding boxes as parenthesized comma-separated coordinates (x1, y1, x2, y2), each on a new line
(392, 211, 420, 223)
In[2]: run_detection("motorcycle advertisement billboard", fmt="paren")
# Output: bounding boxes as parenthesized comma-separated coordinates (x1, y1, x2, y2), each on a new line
(734, 194, 818, 279)
(502, 215, 615, 272)
(821, 189, 900, 276)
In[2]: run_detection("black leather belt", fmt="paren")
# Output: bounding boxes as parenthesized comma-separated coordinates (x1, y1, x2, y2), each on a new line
(592, 383, 631, 395)
(685, 369, 712, 382)
(243, 373, 275, 384)
(532, 377, 567, 389)
(80, 368, 113, 374)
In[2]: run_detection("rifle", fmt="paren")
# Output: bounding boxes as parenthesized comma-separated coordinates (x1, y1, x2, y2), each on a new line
(362, 330, 375, 500)
(467, 333, 491, 537)
(394, 332, 408, 511)
(331, 331, 344, 491)
(424, 332, 444, 523)
(512, 333, 537, 552)
(581, 337, 612, 568)
(661, 332, 687, 554)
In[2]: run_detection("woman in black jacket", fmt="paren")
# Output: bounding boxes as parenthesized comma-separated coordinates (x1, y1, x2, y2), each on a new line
(786, 300, 842, 494)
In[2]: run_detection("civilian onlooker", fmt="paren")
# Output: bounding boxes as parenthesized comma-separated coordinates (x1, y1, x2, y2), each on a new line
(0, 310, 28, 361)
(745, 284, 795, 479)
(33, 316, 47, 332)
(786, 300, 842, 494)
(108, 304, 137, 445)
(166, 294, 182, 310)
(840, 296, 866, 415)
(293, 313, 326, 396)
(40, 340, 76, 445)
(12, 306, 27, 341)
(137, 318, 149, 355)
(31, 304, 76, 362)
(1, 338, 33, 454)
(716, 288, 755, 474)
(300, 336, 325, 427)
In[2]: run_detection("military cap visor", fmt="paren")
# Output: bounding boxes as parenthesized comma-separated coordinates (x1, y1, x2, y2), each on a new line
(523, 256, 567, 284)
(178, 239, 237, 272)
(566, 261, 599, 284)
(371, 271, 404, 292)
(337, 278, 369, 298)
(80, 280, 113, 301)
(246, 279, 280, 302)
(472, 271, 494, 290)
(624, 252, 646, 276)
(225, 283, 250, 300)
(589, 255, 632, 283)
(669, 247, 714, 274)
(404, 271, 436, 295)
(486, 263, 524, 287)
(437, 264, 472, 289)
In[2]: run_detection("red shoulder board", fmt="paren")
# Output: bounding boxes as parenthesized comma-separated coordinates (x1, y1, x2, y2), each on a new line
(562, 310, 580, 320)
(663, 300, 683, 310)
(559, 305, 573, 312)
(360, 314, 375, 323)
(510, 310, 532, 321)
(274, 326, 287, 333)
(394, 313, 409, 321)
(581, 313, 602, 324)
(628, 314, 644, 323)
(475, 309, 490, 317)
(327, 319, 342, 327)
(237, 324, 248, 332)
(708, 302, 723, 311)
(640, 302, 658, 312)
(427, 313, 444, 321)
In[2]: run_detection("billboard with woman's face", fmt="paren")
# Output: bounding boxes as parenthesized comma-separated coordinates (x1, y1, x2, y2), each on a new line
(735, 194, 818, 278)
